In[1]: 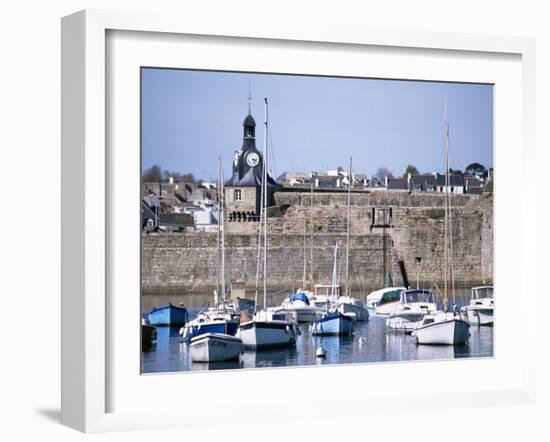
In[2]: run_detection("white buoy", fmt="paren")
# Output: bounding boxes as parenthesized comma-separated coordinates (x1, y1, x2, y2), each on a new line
(316, 346, 326, 358)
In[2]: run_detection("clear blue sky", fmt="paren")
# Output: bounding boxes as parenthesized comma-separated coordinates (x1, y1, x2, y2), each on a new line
(141, 68, 493, 181)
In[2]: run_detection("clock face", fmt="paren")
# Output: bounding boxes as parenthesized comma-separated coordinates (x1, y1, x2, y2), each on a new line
(246, 152, 260, 167)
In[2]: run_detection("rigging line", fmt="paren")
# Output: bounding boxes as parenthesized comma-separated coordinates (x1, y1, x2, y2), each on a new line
(268, 126, 277, 180)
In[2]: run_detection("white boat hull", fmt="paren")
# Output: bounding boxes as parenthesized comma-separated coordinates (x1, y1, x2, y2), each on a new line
(338, 302, 369, 321)
(374, 300, 401, 316)
(462, 307, 494, 326)
(386, 312, 427, 333)
(238, 320, 298, 349)
(190, 333, 243, 362)
(414, 318, 470, 345)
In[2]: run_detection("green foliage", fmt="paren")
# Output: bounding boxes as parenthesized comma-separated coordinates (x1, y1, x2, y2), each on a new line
(465, 162, 486, 176)
(484, 179, 494, 193)
(403, 164, 419, 177)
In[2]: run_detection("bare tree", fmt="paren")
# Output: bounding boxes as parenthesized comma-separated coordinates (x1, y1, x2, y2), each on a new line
(374, 167, 393, 180)
(142, 164, 162, 183)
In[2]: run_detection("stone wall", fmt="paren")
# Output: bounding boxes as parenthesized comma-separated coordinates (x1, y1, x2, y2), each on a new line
(142, 191, 493, 295)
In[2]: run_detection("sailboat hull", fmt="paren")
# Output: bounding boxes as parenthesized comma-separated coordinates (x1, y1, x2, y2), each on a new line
(238, 320, 298, 349)
(190, 333, 243, 362)
(414, 318, 470, 345)
(310, 312, 353, 336)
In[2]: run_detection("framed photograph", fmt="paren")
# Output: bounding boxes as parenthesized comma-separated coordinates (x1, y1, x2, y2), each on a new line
(62, 9, 537, 433)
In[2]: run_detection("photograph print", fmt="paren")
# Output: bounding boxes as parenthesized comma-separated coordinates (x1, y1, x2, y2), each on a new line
(140, 68, 494, 373)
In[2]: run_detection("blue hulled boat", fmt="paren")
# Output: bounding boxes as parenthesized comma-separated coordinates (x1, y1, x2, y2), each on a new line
(310, 311, 353, 336)
(148, 303, 189, 326)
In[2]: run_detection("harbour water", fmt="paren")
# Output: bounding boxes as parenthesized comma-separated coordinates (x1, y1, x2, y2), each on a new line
(141, 292, 494, 373)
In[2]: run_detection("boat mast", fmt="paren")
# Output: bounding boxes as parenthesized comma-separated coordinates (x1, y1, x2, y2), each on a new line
(310, 180, 314, 292)
(345, 157, 352, 297)
(331, 242, 339, 311)
(215, 157, 221, 307)
(263, 98, 269, 310)
(302, 218, 307, 289)
(220, 164, 226, 306)
(443, 95, 449, 310)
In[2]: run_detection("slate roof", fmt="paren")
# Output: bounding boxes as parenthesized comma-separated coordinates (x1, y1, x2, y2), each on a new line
(386, 177, 408, 190)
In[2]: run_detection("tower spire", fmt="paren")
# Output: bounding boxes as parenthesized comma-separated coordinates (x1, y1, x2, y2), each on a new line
(248, 80, 252, 114)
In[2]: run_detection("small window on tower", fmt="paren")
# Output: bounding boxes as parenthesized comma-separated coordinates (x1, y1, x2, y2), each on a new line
(234, 189, 242, 201)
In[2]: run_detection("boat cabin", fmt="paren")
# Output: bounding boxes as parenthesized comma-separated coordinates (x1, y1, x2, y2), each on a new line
(314, 284, 341, 297)
(471, 286, 494, 300)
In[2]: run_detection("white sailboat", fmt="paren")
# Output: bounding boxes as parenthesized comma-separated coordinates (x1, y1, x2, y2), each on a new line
(461, 286, 494, 326)
(310, 242, 354, 336)
(337, 157, 369, 322)
(414, 99, 470, 345)
(238, 98, 299, 349)
(185, 157, 241, 352)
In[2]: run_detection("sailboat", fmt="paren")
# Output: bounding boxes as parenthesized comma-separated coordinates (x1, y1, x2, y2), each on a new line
(183, 157, 241, 344)
(337, 157, 369, 322)
(238, 98, 300, 349)
(413, 99, 470, 345)
(310, 242, 354, 336)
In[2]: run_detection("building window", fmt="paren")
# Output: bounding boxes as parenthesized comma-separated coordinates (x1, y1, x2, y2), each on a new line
(234, 189, 242, 201)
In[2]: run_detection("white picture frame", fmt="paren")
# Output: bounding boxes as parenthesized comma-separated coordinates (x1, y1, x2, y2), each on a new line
(61, 9, 537, 433)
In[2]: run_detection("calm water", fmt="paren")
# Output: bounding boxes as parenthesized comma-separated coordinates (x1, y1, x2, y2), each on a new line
(141, 307, 494, 374)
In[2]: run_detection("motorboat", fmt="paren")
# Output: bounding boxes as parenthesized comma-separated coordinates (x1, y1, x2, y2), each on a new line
(337, 295, 369, 321)
(190, 333, 243, 362)
(461, 286, 494, 326)
(386, 289, 437, 333)
(309, 284, 335, 312)
(279, 291, 318, 322)
(412, 312, 470, 345)
(372, 287, 406, 315)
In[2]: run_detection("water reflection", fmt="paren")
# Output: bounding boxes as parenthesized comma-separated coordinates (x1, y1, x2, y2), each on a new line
(141, 313, 494, 374)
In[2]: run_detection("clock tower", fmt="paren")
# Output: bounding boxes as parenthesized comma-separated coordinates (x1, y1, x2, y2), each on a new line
(225, 108, 280, 222)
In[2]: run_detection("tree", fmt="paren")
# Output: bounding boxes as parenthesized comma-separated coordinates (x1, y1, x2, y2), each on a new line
(449, 168, 462, 175)
(142, 164, 162, 182)
(403, 164, 419, 177)
(465, 162, 486, 177)
(374, 167, 393, 180)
